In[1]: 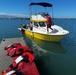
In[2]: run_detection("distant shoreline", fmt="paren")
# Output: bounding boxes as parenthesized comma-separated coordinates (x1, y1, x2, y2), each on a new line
(52, 18, 76, 20)
(0, 18, 76, 20)
(0, 18, 30, 20)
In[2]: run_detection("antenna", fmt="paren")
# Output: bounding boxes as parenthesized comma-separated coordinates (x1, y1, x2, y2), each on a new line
(52, 7, 54, 19)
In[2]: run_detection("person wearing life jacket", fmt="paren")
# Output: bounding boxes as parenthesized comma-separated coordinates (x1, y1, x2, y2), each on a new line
(4, 43, 34, 60)
(5, 43, 21, 50)
(4, 52, 35, 75)
(2, 43, 35, 75)
(45, 13, 53, 33)
(4, 43, 22, 56)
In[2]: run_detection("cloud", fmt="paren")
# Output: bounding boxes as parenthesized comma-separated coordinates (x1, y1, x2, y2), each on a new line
(0, 12, 7, 15)
(0, 12, 30, 18)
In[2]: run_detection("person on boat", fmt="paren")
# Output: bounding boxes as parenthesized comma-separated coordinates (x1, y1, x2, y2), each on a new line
(21, 24, 26, 31)
(29, 22, 33, 30)
(45, 13, 53, 33)
(21, 24, 26, 28)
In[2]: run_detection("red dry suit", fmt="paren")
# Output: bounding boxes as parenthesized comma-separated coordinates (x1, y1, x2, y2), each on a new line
(5, 43, 34, 60)
(1, 43, 37, 75)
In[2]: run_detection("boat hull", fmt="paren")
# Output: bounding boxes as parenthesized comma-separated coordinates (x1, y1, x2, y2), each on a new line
(24, 29, 65, 42)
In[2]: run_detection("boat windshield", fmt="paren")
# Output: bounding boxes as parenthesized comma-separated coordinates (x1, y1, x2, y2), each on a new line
(34, 22, 38, 27)
(34, 22, 46, 27)
(39, 22, 46, 27)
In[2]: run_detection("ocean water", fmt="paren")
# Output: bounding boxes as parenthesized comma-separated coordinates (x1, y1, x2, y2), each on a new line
(0, 19, 76, 75)
(0, 19, 29, 42)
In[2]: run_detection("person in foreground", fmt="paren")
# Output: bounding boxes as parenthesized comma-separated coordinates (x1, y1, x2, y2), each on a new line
(1, 43, 40, 75)
(45, 13, 53, 33)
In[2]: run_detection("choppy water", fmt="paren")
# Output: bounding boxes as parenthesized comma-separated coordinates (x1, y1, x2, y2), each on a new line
(0, 19, 76, 75)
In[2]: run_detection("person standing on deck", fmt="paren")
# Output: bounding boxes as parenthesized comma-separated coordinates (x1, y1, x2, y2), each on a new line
(45, 14, 53, 33)
(30, 22, 33, 31)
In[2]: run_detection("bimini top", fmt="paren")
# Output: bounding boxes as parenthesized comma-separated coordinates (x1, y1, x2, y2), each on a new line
(30, 2, 53, 7)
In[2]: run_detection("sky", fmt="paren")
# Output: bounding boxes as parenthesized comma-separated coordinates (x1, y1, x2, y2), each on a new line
(0, 0, 76, 18)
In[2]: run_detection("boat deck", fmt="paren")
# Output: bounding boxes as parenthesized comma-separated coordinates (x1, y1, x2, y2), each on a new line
(0, 37, 26, 72)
